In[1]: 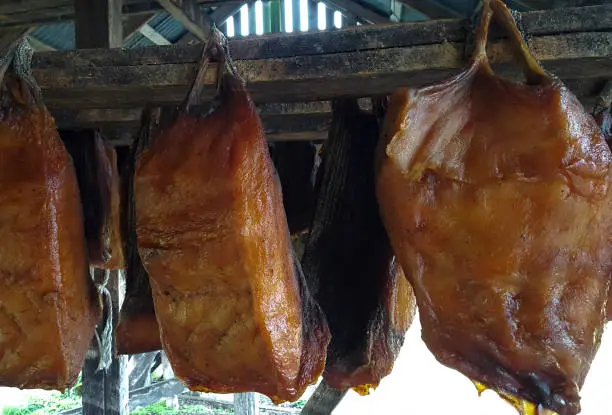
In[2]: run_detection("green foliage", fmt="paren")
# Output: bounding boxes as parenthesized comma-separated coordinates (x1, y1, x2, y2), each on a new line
(2, 374, 82, 415)
(130, 400, 224, 415)
(288, 398, 308, 409)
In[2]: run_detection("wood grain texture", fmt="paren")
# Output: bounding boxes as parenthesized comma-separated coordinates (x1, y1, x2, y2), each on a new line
(25, 5, 612, 111)
(301, 380, 347, 415)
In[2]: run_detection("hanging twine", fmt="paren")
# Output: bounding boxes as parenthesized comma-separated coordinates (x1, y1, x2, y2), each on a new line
(92, 268, 114, 373)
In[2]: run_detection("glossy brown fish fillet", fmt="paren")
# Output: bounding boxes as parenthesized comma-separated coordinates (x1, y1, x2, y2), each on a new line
(135, 71, 330, 403)
(103, 141, 125, 270)
(592, 82, 612, 322)
(0, 72, 100, 389)
(61, 131, 123, 268)
(375, 1, 612, 414)
(302, 99, 415, 394)
(116, 107, 163, 355)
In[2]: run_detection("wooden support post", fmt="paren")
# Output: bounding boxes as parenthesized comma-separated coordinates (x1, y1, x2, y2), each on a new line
(234, 393, 259, 415)
(75, 0, 123, 48)
(75, 2, 127, 415)
(82, 271, 129, 415)
(301, 380, 347, 415)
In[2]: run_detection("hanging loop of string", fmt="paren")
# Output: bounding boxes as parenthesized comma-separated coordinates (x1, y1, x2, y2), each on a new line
(183, 25, 241, 111)
(92, 268, 114, 373)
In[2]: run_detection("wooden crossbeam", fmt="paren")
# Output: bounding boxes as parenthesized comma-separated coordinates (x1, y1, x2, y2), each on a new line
(138, 23, 173, 45)
(399, 0, 462, 18)
(0, 0, 223, 29)
(52, 105, 332, 143)
(301, 380, 347, 415)
(27, 35, 57, 51)
(156, 0, 212, 41)
(324, 0, 391, 23)
(29, 5, 612, 113)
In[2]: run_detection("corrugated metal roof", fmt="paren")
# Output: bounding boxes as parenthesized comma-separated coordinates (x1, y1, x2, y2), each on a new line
(25, 0, 553, 51)
(149, 11, 189, 43)
(30, 23, 75, 50)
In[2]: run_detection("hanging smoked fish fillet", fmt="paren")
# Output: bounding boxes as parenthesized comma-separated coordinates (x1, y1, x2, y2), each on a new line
(302, 99, 416, 394)
(376, 1, 612, 414)
(593, 81, 612, 146)
(592, 81, 612, 322)
(270, 141, 317, 237)
(134, 31, 330, 403)
(61, 130, 125, 269)
(116, 107, 165, 355)
(0, 39, 101, 390)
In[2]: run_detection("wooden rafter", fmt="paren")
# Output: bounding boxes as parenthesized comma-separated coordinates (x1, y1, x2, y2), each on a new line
(0, 0, 224, 29)
(399, 0, 462, 18)
(138, 23, 173, 45)
(26, 35, 56, 51)
(29, 5, 612, 112)
(301, 380, 348, 415)
(156, 0, 212, 41)
(324, 0, 390, 23)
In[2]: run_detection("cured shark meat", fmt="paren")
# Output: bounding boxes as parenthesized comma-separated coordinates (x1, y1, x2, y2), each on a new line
(0, 39, 100, 390)
(134, 32, 330, 402)
(61, 130, 124, 269)
(376, 1, 612, 414)
(302, 99, 415, 394)
(116, 107, 165, 355)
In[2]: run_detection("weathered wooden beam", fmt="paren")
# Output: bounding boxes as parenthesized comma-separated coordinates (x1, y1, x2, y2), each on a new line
(128, 379, 187, 411)
(156, 0, 212, 41)
(138, 23, 173, 45)
(325, 0, 390, 23)
(209, 2, 246, 23)
(26, 35, 57, 51)
(74, 3, 127, 415)
(234, 393, 259, 415)
(301, 380, 347, 415)
(0, 0, 226, 29)
(75, 0, 123, 48)
(52, 106, 331, 144)
(123, 12, 157, 38)
(128, 352, 159, 389)
(29, 5, 612, 111)
(399, 0, 462, 18)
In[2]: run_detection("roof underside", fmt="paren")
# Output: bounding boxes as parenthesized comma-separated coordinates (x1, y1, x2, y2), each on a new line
(5, 0, 603, 52)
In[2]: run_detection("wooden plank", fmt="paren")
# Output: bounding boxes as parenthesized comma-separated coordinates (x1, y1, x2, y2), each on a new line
(18, 6, 611, 110)
(324, 0, 390, 23)
(31, 5, 612, 65)
(138, 23, 173, 45)
(129, 352, 159, 389)
(75, 3, 126, 415)
(105, 270, 129, 415)
(209, 2, 246, 23)
(75, 0, 123, 49)
(234, 393, 259, 415)
(399, 0, 462, 18)
(156, 0, 212, 41)
(27, 35, 57, 51)
(31, 31, 612, 109)
(301, 380, 347, 415)
(128, 379, 187, 411)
